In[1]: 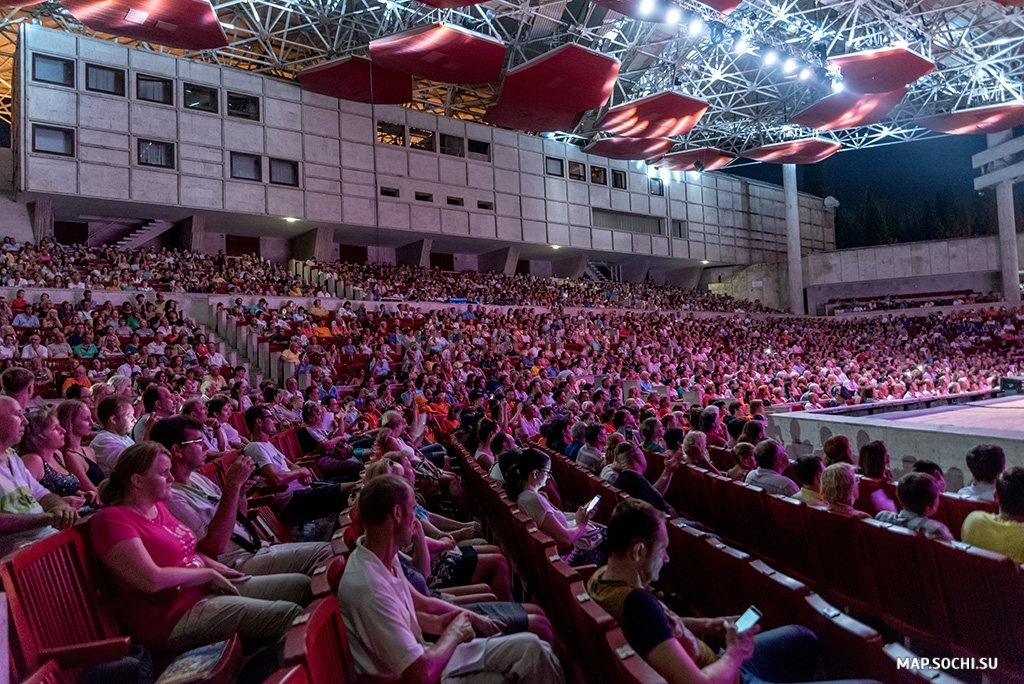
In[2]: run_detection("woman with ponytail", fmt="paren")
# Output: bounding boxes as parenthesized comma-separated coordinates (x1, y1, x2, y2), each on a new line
(90, 442, 307, 657)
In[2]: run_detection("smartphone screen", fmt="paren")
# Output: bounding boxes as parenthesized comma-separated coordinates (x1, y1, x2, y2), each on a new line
(735, 606, 762, 633)
(584, 495, 602, 516)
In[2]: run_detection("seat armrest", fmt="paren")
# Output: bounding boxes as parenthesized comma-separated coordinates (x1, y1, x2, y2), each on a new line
(40, 637, 132, 667)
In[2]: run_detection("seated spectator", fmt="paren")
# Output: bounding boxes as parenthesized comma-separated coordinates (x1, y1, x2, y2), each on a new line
(56, 399, 104, 493)
(726, 442, 755, 482)
(0, 396, 78, 557)
(587, 499, 882, 684)
(153, 416, 333, 576)
(822, 435, 853, 467)
(242, 405, 348, 524)
(699, 406, 727, 448)
(565, 421, 586, 461)
(745, 440, 798, 496)
(875, 473, 953, 541)
(90, 442, 307, 656)
(912, 460, 946, 492)
(610, 442, 679, 517)
(682, 430, 722, 475)
(46, 331, 72, 359)
(18, 410, 92, 506)
(61, 364, 92, 397)
(505, 448, 601, 566)
(296, 400, 363, 481)
(337, 474, 563, 684)
(738, 420, 765, 447)
(2, 366, 35, 410)
(20, 333, 48, 360)
(640, 416, 665, 453)
(791, 456, 826, 507)
(546, 418, 572, 455)
(576, 423, 608, 475)
(90, 394, 137, 477)
(962, 467, 1024, 563)
(858, 441, 892, 480)
(472, 420, 500, 470)
(601, 432, 625, 483)
(821, 463, 870, 519)
(957, 444, 1005, 501)
(131, 385, 177, 442)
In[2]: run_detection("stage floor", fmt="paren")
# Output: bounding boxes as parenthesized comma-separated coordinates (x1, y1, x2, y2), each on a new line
(871, 395, 1024, 439)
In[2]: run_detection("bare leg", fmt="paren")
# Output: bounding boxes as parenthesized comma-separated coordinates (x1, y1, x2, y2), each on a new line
(471, 553, 511, 601)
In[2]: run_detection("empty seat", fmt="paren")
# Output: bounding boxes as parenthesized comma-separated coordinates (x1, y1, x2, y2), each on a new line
(693, 538, 752, 618)
(763, 495, 823, 585)
(803, 506, 878, 614)
(742, 560, 811, 630)
(800, 594, 884, 681)
(283, 598, 358, 684)
(934, 494, 997, 541)
(262, 664, 310, 684)
(568, 580, 616, 684)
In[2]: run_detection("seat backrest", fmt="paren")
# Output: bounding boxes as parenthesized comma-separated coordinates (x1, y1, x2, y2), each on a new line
(605, 628, 667, 684)
(661, 520, 707, 612)
(934, 494, 997, 541)
(799, 594, 884, 681)
(569, 580, 616, 684)
(707, 445, 735, 472)
(743, 560, 811, 630)
(858, 518, 950, 639)
(0, 525, 120, 674)
(284, 599, 357, 684)
(20, 661, 73, 684)
(725, 481, 774, 557)
(803, 506, 878, 613)
(250, 506, 297, 544)
(693, 538, 752, 617)
(762, 495, 823, 585)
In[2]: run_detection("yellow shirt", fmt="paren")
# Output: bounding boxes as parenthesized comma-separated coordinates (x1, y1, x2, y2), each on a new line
(793, 487, 827, 507)
(962, 512, 1024, 564)
(281, 348, 302, 364)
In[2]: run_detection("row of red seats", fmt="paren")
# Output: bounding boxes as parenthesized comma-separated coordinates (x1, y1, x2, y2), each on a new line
(558, 446, 1023, 681)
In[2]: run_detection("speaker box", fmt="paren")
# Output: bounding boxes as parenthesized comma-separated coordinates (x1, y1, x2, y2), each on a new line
(1001, 377, 1024, 394)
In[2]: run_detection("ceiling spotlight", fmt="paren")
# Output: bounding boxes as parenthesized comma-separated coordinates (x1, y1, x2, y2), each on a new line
(799, 68, 812, 80)
(284, 217, 298, 223)
(763, 50, 778, 66)
(689, 17, 704, 36)
(701, 260, 710, 265)
(639, 0, 656, 16)
(811, 29, 824, 41)
(783, 58, 797, 73)
(666, 8, 681, 24)
(552, 245, 561, 250)
(709, 22, 724, 45)
(694, 160, 705, 174)
(831, 79, 844, 92)
(733, 33, 748, 52)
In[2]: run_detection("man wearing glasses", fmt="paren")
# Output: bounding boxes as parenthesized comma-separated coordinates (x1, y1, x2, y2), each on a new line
(152, 416, 332, 581)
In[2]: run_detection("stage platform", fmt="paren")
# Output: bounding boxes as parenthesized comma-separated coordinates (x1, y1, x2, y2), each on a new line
(766, 392, 1023, 492)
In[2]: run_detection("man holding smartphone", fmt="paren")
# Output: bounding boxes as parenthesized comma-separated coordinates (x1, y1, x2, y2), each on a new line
(587, 500, 882, 684)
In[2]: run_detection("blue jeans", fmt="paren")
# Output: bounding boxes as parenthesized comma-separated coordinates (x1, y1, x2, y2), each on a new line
(741, 625, 883, 684)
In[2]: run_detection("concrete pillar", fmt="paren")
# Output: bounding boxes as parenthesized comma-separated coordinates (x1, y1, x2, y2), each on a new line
(618, 256, 651, 284)
(988, 131, 1020, 303)
(291, 227, 335, 263)
(783, 163, 804, 314)
(28, 199, 53, 242)
(396, 239, 432, 268)
(552, 253, 587, 278)
(175, 215, 205, 252)
(478, 246, 521, 275)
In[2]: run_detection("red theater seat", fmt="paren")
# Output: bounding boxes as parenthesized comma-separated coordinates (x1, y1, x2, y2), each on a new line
(284, 599, 359, 684)
(803, 506, 878, 614)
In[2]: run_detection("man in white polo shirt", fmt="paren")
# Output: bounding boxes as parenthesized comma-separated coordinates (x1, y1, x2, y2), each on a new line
(338, 474, 564, 684)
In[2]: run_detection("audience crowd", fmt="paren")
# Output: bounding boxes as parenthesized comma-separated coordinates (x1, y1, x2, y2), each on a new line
(0, 238, 1021, 684)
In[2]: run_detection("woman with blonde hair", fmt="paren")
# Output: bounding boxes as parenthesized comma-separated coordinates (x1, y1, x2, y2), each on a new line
(820, 463, 870, 519)
(18, 410, 93, 506)
(57, 399, 104, 492)
(90, 442, 307, 656)
(682, 429, 722, 475)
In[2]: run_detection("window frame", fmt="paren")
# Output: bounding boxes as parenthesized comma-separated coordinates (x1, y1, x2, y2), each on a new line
(545, 157, 565, 177)
(376, 121, 406, 146)
(440, 134, 465, 158)
(183, 82, 219, 114)
(230, 152, 263, 182)
(136, 74, 174, 105)
(85, 63, 126, 96)
(32, 54, 75, 87)
(611, 169, 627, 190)
(590, 166, 608, 185)
(137, 139, 175, 169)
(649, 177, 665, 196)
(226, 92, 261, 121)
(467, 139, 490, 162)
(269, 158, 299, 187)
(568, 161, 586, 182)
(32, 125, 75, 157)
(409, 127, 436, 153)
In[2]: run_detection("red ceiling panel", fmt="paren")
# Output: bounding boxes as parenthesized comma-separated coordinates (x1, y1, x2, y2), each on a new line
(0, 1, 45, 5)
(414, 0, 489, 7)
(585, 137, 674, 161)
(369, 24, 505, 85)
(484, 44, 620, 133)
(829, 47, 934, 93)
(594, 91, 708, 138)
(592, 0, 741, 20)
(660, 147, 736, 171)
(743, 138, 841, 164)
(299, 56, 412, 105)
(790, 88, 906, 130)
(992, 0, 1024, 5)
(60, 0, 227, 50)
(917, 102, 1024, 134)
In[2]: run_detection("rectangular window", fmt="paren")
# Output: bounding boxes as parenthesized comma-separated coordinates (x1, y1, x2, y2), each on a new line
(137, 139, 175, 169)
(227, 92, 260, 121)
(85, 64, 125, 95)
(590, 166, 607, 185)
(477, 200, 494, 210)
(440, 134, 464, 157)
(612, 169, 627, 189)
(568, 161, 586, 181)
(269, 158, 299, 186)
(446, 197, 464, 206)
(33, 125, 74, 156)
(230, 152, 262, 181)
(409, 128, 436, 152)
(671, 219, 688, 238)
(415, 192, 434, 202)
(649, 178, 665, 196)
(380, 187, 400, 197)
(32, 54, 74, 87)
(467, 139, 490, 162)
(377, 121, 405, 146)
(183, 83, 218, 113)
(545, 157, 564, 177)
(137, 75, 173, 104)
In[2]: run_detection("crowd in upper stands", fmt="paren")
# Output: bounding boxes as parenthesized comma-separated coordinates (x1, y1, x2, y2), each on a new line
(1, 238, 1023, 683)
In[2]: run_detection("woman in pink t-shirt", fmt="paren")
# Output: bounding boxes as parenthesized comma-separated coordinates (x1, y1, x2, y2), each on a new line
(90, 442, 304, 656)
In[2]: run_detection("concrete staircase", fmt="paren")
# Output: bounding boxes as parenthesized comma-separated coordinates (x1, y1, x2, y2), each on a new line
(585, 260, 619, 283)
(115, 220, 174, 250)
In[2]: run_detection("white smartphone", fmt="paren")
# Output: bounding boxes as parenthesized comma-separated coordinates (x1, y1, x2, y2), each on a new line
(735, 606, 762, 633)
(584, 494, 602, 516)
